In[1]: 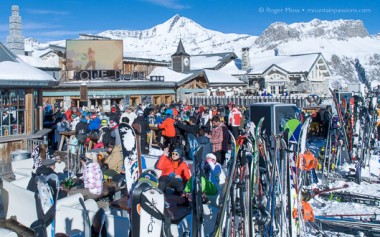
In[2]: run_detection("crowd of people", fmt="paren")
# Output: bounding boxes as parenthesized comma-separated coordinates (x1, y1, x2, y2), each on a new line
(39, 100, 249, 198)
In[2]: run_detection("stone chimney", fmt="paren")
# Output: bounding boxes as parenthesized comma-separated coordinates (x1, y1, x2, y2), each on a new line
(241, 47, 250, 70)
(6, 5, 25, 55)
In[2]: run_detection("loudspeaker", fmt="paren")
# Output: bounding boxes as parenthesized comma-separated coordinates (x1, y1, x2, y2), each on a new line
(249, 103, 298, 135)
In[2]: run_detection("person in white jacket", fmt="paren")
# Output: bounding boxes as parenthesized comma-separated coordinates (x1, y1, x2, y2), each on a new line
(205, 153, 222, 188)
(119, 107, 137, 126)
(228, 104, 242, 139)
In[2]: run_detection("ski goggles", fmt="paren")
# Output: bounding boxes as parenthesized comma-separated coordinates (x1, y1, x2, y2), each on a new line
(172, 152, 179, 156)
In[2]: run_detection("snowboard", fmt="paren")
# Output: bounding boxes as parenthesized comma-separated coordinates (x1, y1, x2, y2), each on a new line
(33, 174, 59, 237)
(187, 133, 199, 161)
(130, 169, 159, 237)
(119, 122, 140, 192)
(139, 186, 166, 237)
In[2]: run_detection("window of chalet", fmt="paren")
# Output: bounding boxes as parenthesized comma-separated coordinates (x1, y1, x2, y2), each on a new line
(216, 91, 225, 96)
(0, 89, 26, 136)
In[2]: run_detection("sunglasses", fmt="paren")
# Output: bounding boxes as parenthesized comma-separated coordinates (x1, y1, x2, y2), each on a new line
(172, 152, 179, 156)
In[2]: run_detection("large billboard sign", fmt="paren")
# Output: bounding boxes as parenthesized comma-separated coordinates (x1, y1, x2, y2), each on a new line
(66, 40, 123, 71)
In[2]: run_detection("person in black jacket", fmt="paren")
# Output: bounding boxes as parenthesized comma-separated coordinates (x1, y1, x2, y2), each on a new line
(176, 116, 198, 138)
(132, 110, 150, 153)
(192, 107, 201, 127)
(75, 115, 90, 145)
(75, 115, 89, 135)
(323, 106, 332, 139)
(175, 116, 198, 159)
(109, 105, 120, 124)
(27, 159, 67, 200)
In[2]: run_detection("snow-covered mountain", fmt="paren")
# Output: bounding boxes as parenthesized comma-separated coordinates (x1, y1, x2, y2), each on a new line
(25, 15, 380, 86)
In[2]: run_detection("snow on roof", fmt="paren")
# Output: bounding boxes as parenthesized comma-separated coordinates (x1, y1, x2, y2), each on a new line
(249, 54, 320, 74)
(190, 52, 237, 70)
(148, 66, 243, 85)
(32, 48, 52, 58)
(191, 55, 222, 70)
(18, 55, 59, 68)
(204, 69, 244, 84)
(0, 59, 56, 81)
(148, 67, 191, 82)
(219, 60, 245, 75)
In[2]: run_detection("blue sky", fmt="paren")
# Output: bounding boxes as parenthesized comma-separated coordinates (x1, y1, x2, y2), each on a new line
(0, 0, 378, 43)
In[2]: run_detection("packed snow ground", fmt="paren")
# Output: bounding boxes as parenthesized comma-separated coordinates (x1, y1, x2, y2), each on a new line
(306, 148, 380, 237)
(148, 142, 380, 236)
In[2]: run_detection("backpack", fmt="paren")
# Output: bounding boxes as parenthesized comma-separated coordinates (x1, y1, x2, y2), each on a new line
(298, 150, 318, 171)
(99, 127, 114, 147)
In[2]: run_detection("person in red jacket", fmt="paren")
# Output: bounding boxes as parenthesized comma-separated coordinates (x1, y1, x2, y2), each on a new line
(158, 110, 176, 147)
(155, 147, 191, 195)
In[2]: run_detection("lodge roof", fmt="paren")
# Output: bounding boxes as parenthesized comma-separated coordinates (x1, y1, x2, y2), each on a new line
(246, 53, 323, 75)
(0, 42, 58, 88)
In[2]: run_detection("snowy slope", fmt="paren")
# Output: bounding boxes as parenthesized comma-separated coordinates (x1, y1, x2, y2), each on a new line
(25, 16, 380, 86)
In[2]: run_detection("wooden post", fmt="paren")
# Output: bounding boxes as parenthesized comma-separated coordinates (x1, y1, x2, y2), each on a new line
(38, 106, 43, 130)
(25, 89, 34, 134)
(132, 123, 143, 175)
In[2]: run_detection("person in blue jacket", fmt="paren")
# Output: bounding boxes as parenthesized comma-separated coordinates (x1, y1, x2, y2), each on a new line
(88, 113, 101, 132)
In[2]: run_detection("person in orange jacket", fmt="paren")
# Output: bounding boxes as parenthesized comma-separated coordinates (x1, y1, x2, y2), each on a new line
(155, 147, 191, 195)
(158, 110, 176, 147)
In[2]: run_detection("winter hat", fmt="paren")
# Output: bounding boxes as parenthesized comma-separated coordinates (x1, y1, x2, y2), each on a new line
(206, 153, 217, 161)
(172, 148, 183, 157)
(165, 109, 173, 117)
(100, 119, 108, 127)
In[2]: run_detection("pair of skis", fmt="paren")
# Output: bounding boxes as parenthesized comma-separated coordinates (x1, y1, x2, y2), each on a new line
(318, 191, 380, 207)
(315, 215, 380, 236)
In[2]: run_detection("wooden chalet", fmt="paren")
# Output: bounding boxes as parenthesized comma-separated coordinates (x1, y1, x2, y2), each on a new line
(0, 42, 58, 176)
